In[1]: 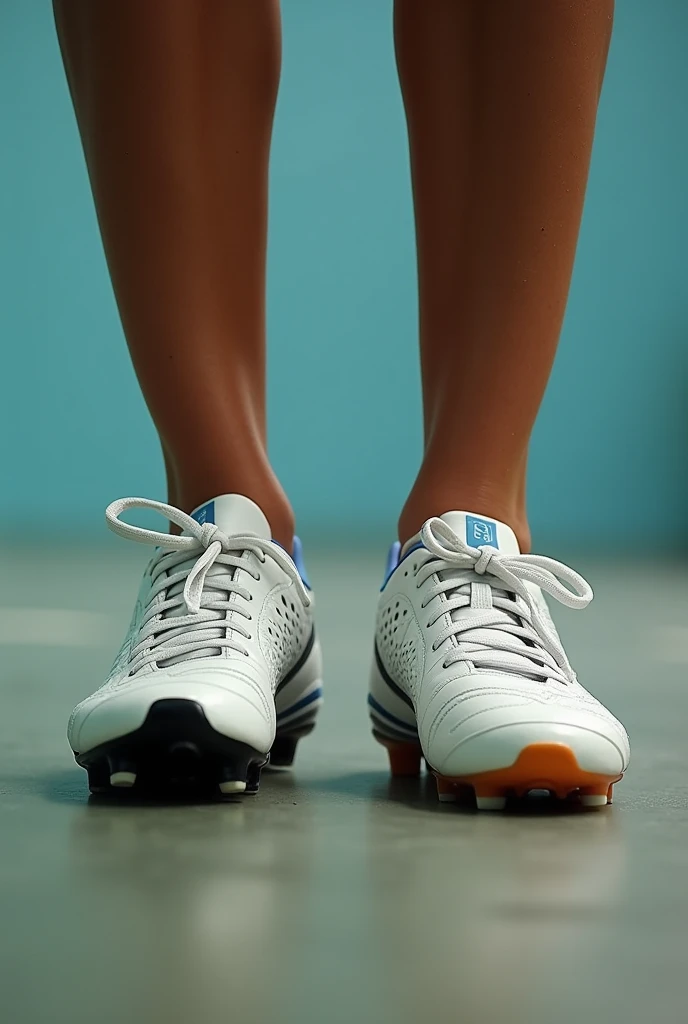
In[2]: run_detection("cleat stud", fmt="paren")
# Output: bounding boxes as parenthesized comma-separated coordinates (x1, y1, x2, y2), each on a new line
(607, 784, 615, 805)
(387, 743, 422, 778)
(107, 755, 137, 789)
(419, 747, 625, 812)
(580, 783, 611, 808)
(474, 784, 508, 811)
(109, 771, 137, 788)
(373, 733, 422, 777)
(78, 701, 273, 799)
(475, 795, 507, 812)
(580, 793, 608, 808)
(85, 761, 111, 793)
(436, 775, 458, 803)
(244, 761, 264, 795)
(527, 788, 554, 801)
(270, 724, 314, 769)
(219, 762, 249, 795)
(270, 734, 299, 769)
(219, 780, 247, 795)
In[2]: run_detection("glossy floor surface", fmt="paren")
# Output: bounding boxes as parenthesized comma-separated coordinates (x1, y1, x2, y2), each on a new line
(1, 542, 687, 1024)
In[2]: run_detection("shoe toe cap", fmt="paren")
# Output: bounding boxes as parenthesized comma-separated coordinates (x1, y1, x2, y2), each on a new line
(69, 666, 274, 756)
(421, 677, 629, 778)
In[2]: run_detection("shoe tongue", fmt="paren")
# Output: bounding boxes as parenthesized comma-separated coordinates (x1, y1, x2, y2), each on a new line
(188, 494, 271, 539)
(438, 511, 520, 555)
(400, 510, 520, 557)
(407, 511, 542, 680)
(158, 495, 270, 670)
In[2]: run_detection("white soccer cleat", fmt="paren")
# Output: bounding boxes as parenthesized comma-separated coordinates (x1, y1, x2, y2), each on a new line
(68, 494, 323, 797)
(369, 511, 629, 811)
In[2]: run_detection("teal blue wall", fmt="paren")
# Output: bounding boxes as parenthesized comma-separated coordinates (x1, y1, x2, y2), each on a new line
(2, 1, 687, 546)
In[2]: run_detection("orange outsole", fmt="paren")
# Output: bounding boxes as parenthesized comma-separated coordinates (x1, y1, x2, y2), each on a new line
(376, 737, 623, 807)
(375, 736, 424, 778)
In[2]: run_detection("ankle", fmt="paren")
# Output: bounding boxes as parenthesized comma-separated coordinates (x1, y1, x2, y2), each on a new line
(399, 484, 531, 553)
(176, 474, 295, 549)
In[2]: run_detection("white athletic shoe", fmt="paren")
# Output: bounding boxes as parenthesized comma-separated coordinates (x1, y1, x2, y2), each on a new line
(69, 494, 323, 796)
(369, 511, 630, 810)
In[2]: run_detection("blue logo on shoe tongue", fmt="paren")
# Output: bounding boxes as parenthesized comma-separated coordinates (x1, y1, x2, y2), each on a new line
(192, 501, 215, 526)
(466, 515, 498, 549)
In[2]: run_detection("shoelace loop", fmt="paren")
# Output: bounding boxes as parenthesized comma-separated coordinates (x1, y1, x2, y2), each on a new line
(104, 497, 310, 672)
(417, 517, 593, 681)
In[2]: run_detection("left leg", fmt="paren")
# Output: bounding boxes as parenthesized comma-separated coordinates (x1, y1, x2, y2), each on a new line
(367, 2, 629, 811)
(395, 0, 614, 551)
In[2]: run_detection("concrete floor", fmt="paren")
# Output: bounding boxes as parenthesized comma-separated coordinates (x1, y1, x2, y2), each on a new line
(1, 541, 688, 1024)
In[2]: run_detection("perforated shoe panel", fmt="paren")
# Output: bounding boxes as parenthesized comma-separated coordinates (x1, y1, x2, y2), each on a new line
(259, 587, 313, 688)
(375, 592, 425, 700)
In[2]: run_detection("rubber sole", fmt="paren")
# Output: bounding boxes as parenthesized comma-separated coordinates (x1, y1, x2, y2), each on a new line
(75, 698, 310, 798)
(269, 723, 315, 769)
(375, 735, 623, 811)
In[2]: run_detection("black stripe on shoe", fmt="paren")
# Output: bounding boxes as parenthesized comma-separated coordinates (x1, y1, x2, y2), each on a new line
(275, 708, 320, 735)
(371, 726, 421, 746)
(276, 629, 316, 694)
(374, 643, 414, 710)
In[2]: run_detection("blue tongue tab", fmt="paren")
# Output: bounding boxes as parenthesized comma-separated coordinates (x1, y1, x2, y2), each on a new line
(191, 501, 215, 527)
(465, 515, 499, 550)
(188, 494, 272, 538)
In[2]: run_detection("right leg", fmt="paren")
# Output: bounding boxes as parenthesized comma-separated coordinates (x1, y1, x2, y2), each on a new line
(59, 2, 324, 799)
(53, 0, 293, 545)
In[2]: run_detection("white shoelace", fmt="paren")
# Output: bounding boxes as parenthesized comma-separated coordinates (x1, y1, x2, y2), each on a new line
(416, 518, 593, 684)
(106, 497, 311, 674)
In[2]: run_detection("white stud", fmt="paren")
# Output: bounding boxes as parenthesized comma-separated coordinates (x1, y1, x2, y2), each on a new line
(475, 795, 507, 811)
(219, 780, 247, 795)
(580, 794, 608, 807)
(109, 771, 137, 788)
(438, 792, 458, 804)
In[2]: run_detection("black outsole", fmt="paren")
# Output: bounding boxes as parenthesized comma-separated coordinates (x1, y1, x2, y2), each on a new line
(269, 723, 315, 768)
(75, 698, 273, 799)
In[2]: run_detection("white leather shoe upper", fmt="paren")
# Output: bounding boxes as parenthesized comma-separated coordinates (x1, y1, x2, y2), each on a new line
(371, 511, 630, 777)
(69, 494, 317, 756)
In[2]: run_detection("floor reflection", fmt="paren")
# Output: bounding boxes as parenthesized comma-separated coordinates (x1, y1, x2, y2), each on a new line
(364, 777, 626, 1024)
(68, 772, 315, 1023)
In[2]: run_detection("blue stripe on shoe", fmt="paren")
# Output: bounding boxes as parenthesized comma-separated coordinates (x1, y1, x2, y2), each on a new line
(370, 720, 421, 745)
(381, 540, 425, 591)
(367, 694, 417, 735)
(381, 541, 401, 590)
(291, 535, 312, 590)
(276, 687, 323, 722)
(271, 536, 312, 591)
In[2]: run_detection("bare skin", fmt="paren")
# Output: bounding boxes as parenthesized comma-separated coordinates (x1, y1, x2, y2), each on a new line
(53, 0, 293, 545)
(54, 0, 613, 552)
(395, 0, 614, 550)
